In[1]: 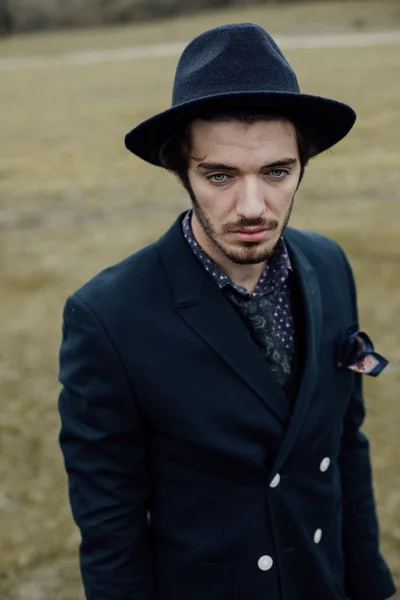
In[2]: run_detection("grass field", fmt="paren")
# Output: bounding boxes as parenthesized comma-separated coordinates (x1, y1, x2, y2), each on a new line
(0, 1, 399, 598)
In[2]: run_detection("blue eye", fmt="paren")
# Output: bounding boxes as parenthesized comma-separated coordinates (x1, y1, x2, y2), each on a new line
(269, 169, 288, 178)
(208, 173, 229, 184)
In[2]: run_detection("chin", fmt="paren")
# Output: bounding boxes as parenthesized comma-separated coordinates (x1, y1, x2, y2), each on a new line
(223, 242, 276, 265)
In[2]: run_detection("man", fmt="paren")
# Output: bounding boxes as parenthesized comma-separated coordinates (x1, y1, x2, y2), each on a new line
(58, 23, 396, 600)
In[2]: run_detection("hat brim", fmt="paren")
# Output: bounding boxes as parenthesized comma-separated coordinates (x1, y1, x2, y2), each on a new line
(124, 91, 356, 166)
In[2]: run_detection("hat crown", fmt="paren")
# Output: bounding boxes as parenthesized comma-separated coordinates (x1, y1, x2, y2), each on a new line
(125, 22, 356, 165)
(172, 23, 300, 106)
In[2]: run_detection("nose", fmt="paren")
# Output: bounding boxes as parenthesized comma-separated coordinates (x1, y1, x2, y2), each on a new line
(235, 177, 265, 220)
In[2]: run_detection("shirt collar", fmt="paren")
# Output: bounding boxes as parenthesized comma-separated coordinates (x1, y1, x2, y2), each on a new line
(182, 210, 292, 298)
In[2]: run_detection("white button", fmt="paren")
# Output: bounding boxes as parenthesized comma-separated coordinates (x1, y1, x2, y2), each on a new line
(269, 473, 281, 488)
(314, 528, 323, 544)
(319, 457, 330, 472)
(258, 555, 273, 571)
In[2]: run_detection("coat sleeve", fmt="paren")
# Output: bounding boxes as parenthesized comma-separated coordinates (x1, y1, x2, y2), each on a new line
(58, 293, 155, 600)
(336, 246, 396, 600)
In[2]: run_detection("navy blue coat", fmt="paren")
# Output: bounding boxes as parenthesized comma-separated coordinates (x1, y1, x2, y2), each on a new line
(58, 214, 396, 600)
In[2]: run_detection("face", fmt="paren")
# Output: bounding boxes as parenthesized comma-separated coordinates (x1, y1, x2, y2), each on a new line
(184, 118, 302, 266)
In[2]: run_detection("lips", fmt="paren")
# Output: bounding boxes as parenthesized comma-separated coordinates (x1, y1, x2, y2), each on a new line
(233, 228, 271, 242)
(234, 228, 268, 234)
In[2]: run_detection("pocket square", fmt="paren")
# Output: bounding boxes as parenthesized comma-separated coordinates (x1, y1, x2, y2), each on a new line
(337, 324, 389, 377)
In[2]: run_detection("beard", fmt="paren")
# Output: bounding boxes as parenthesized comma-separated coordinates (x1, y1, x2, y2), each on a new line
(186, 182, 295, 265)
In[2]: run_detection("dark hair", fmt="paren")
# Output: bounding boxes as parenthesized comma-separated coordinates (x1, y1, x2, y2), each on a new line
(158, 109, 318, 186)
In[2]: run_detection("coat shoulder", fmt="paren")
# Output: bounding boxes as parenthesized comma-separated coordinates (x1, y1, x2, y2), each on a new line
(67, 240, 163, 314)
(285, 227, 340, 255)
(285, 227, 347, 269)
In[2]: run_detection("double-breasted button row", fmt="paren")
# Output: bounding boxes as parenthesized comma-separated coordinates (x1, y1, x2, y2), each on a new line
(313, 458, 329, 544)
(257, 532, 321, 574)
(262, 472, 279, 571)
(265, 458, 329, 565)
(269, 456, 330, 491)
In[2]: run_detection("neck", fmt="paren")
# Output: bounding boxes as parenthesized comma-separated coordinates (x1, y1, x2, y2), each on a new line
(221, 261, 266, 294)
(191, 215, 266, 294)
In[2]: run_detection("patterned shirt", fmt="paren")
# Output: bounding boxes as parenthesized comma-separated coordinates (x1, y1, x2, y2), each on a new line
(182, 211, 296, 387)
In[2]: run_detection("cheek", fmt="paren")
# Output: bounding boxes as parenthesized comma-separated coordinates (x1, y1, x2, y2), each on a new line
(192, 179, 235, 218)
(266, 182, 296, 214)
(190, 176, 214, 202)
(207, 198, 235, 227)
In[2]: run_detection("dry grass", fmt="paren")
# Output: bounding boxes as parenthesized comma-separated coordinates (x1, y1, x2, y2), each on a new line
(1, 0, 400, 57)
(0, 1, 399, 598)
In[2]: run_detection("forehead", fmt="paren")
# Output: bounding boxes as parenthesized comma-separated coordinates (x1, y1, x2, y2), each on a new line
(189, 118, 299, 164)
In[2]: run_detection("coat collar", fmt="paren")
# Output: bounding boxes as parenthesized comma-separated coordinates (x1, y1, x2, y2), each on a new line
(272, 228, 322, 471)
(157, 213, 322, 435)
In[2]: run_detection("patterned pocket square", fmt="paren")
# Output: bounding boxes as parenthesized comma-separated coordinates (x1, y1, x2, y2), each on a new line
(337, 324, 389, 377)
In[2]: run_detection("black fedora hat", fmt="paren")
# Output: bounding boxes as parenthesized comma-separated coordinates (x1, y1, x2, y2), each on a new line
(125, 23, 356, 165)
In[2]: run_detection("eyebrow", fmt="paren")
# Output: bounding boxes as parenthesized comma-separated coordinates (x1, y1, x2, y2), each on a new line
(196, 157, 298, 172)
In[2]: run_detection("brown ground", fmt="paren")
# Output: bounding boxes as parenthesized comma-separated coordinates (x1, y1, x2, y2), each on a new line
(0, 1, 399, 598)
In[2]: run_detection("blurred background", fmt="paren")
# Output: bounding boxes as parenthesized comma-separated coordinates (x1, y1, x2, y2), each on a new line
(0, 0, 399, 598)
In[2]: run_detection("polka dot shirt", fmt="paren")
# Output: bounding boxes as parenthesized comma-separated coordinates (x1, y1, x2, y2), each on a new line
(182, 211, 296, 373)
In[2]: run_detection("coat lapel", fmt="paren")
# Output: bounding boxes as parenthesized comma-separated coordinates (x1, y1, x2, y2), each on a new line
(157, 214, 292, 425)
(271, 230, 322, 473)
(157, 215, 323, 445)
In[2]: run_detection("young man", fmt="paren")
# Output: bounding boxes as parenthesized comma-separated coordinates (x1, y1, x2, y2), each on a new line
(58, 23, 396, 600)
